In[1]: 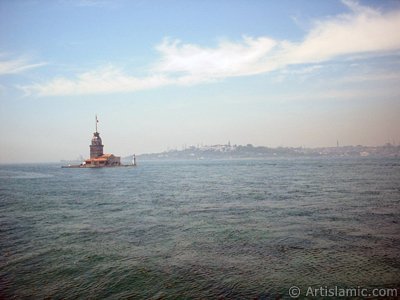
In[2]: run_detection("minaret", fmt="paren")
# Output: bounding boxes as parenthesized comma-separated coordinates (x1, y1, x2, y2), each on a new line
(90, 115, 104, 158)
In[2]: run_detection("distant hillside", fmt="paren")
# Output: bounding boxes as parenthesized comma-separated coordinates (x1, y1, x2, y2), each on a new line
(126, 143, 400, 161)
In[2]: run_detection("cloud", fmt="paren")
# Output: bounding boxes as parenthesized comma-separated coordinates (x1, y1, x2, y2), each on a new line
(154, 36, 277, 78)
(20, 65, 173, 96)
(279, 0, 400, 65)
(0, 56, 46, 75)
(60, 0, 115, 8)
(153, 0, 400, 77)
(338, 71, 400, 84)
(281, 65, 323, 75)
(76, 0, 109, 6)
(22, 0, 400, 96)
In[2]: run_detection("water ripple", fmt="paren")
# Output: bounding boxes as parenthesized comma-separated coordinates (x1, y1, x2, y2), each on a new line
(0, 158, 399, 298)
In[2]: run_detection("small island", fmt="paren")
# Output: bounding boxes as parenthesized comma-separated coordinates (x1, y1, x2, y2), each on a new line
(62, 116, 136, 168)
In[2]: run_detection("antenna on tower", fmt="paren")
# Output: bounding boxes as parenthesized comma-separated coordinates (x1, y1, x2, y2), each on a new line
(95, 114, 99, 133)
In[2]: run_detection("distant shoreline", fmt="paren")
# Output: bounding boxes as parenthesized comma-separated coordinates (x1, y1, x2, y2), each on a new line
(131, 143, 400, 161)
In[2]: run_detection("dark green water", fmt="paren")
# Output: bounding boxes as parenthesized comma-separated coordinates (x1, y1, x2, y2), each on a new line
(0, 158, 399, 299)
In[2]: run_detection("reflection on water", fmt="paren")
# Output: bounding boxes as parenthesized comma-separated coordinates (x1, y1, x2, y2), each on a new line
(0, 158, 399, 299)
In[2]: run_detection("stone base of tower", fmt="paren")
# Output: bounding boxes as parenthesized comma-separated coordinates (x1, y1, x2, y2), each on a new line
(84, 154, 121, 167)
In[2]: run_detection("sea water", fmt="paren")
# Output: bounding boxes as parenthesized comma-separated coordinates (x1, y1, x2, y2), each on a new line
(0, 158, 399, 299)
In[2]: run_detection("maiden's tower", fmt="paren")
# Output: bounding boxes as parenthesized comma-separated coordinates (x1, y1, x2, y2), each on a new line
(62, 116, 135, 168)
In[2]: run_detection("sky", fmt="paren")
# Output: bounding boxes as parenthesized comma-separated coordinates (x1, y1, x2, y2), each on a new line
(1, 0, 400, 163)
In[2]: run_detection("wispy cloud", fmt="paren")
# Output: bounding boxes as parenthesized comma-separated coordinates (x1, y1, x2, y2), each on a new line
(20, 65, 173, 96)
(152, 0, 400, 78)
(0, 55, 46, 75)
(278, 0, 400, 65)
(22, 0, 400, 96)
(60, 0, 115, 8)
(279, 65, 324, 77)
(76, 0, 109, 7)
(338, 71, 400, 84)
(154, 36, 277, 79)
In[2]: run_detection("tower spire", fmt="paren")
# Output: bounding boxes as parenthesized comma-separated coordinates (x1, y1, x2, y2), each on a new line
(95, 114, 98, 133)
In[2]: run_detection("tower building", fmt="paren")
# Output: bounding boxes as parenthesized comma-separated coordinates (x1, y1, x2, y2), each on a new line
(62, 115, 136, 168)
(84, 115, 121, 167)
(90, 115, 104, 158)
(90, 132, 104, 158)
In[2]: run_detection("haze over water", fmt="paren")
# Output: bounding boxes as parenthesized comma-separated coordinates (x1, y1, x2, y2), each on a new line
(1, 1, 400, 163)
(1, 157, 399, 299)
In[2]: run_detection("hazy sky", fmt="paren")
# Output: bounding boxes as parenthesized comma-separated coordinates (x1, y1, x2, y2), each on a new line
(1, 0, 400, 163)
